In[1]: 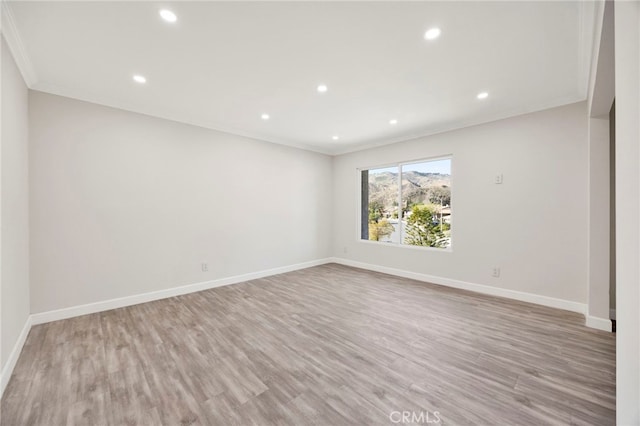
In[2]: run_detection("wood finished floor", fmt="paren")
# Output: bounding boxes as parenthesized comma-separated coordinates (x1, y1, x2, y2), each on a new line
(1, 264, 615, 425)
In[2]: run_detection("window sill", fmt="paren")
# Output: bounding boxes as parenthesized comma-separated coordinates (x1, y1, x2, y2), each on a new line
(357, 238, 453, 253)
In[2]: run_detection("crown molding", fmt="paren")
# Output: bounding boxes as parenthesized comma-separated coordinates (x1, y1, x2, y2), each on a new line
(1, 1, 37, 87)
(577, 0, 598, 99)
(33, 80, 336, 156)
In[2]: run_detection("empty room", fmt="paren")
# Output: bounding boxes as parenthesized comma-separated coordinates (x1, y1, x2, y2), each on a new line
(1, 1, 639, 425)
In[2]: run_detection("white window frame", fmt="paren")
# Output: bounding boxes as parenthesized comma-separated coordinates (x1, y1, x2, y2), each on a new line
(357, 155, 453, 252)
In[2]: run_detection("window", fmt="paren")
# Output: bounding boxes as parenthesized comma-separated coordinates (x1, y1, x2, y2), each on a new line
(360, 157, 452, 249)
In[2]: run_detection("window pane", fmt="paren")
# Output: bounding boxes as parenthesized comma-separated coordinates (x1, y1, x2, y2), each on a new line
(401, 159, 452, 248)
(361, 166, 400, 243)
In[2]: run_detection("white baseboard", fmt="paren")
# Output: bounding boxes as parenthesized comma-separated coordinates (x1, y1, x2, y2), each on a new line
(329, 257, 587, 315)
(4, 258, 332, 399)
(610, 308, 616, 320)
(31, 258, 332, 325)
(3, 256, 604, 399)
(1, 315, 32, 398)
(586, 315, 613, 332)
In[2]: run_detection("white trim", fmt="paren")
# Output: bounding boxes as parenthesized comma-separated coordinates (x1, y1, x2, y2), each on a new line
(329, 257, 587, 315)
(31, 258, 332, 325)
(586, 315, 613, 332)
(30, 81, 335, 156)
(356, 156, 454, 251)
(578, 0, 598, 99)
(331, 97, 586, 156)
(357, 238, 453, 254)
(610, 308, 616, 320)
(1, 316, 32, 398)
(4, 259, 332, 398)
(0, 258, 607, 399)
(1, 1, 37, 87)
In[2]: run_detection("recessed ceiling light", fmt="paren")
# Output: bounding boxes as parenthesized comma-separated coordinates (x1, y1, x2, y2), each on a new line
(389, 119, 398, 125)
(317, 84, 328, 93)
(261, 113, 270, 120)
(332, 135, 339, 141)
(477, 91, 489, 100)
(133, 75, 147, 84)
(424, 28, 441, 40)
(159, 9, 177, 23)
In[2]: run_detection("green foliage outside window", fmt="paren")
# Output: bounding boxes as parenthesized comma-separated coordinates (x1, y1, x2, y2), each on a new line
(404, 204, 450, 248)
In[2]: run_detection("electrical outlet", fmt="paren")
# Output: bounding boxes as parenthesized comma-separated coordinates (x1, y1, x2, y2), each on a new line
(494, 174, 503, 184)
(343, 246, 348, 254)
(492, 267, 501, 278)
(201, 263, 208, 272)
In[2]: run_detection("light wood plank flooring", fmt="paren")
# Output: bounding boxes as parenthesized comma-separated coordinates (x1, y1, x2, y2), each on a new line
(1, 264, 615, 425)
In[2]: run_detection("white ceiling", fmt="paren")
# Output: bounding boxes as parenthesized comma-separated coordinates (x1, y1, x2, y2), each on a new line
(3, 1, 595, 155)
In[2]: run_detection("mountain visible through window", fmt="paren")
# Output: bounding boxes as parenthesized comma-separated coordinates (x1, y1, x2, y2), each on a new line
(360, 158, 452, 249)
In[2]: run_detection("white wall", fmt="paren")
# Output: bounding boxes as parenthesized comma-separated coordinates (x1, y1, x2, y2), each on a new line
(615, 1, 640, 423)
(1, 36, 30, 372)
(587, 116, 610, 326)
(29, 91, 332, 314)
(332, 102, 588, 306)
(585, 0, 614, 330)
